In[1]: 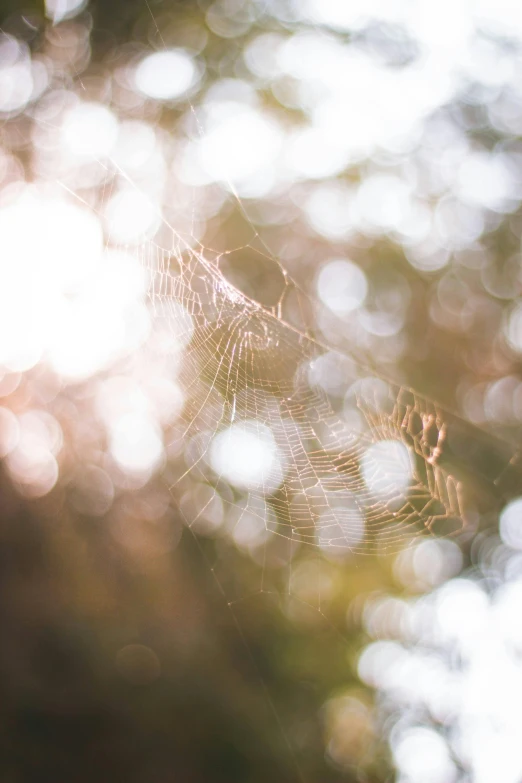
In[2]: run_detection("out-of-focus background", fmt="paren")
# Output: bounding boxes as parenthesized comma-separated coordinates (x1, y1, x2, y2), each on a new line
(1, 0, 522, 781)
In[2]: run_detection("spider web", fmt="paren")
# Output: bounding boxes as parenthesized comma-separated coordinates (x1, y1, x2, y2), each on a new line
(108, 209, 522, 557)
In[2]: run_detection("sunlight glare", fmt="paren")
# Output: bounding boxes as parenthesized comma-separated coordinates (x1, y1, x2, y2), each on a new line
(210, 420, 284, 493)
(135, 50, 197, 101)
(317, 259, 368, 316)
(193, 104, 281, 190)
(62, 102, 118, 158)
(104, 189, 160, 244)
(109, 413, 164, 474)
(500, 497, 522, 549)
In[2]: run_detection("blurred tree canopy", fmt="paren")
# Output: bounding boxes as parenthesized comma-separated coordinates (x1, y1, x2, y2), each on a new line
(1, 1, 522, 782)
